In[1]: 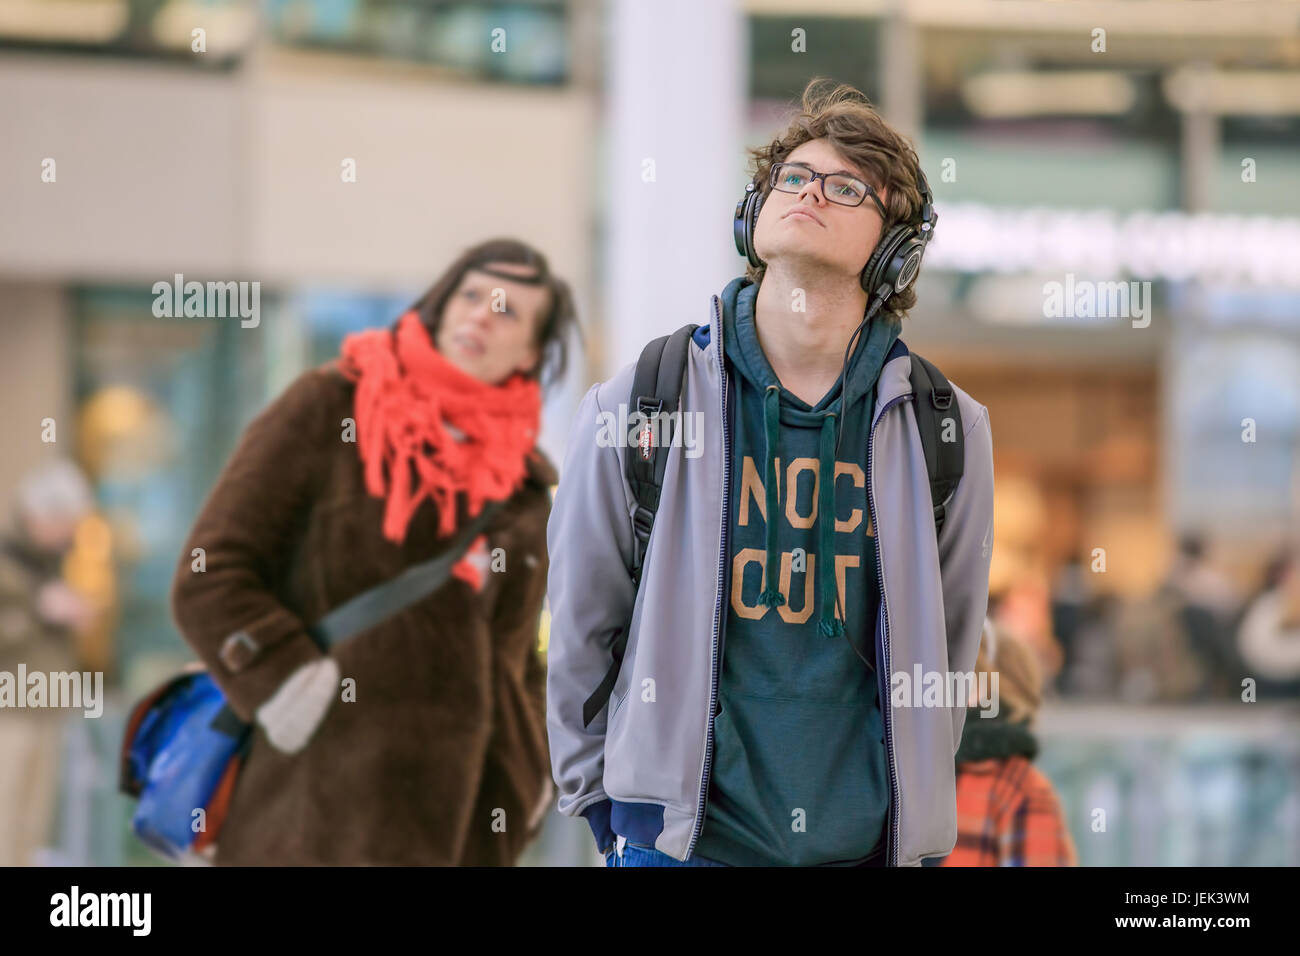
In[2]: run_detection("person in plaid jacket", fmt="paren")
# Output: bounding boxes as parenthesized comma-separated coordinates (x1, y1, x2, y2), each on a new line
(933, 618, 1078, 867)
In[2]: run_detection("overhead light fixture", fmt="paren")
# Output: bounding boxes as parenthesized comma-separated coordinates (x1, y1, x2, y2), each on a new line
(0, 0, 127, 44)
(1165, 67, 1300, 115)
(151, 0, 258, 56)
(962, 70, 1138, 118)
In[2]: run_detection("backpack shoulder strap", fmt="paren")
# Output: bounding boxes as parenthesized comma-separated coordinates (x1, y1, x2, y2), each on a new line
(625, 323, 699, 585)
(909, 352, 964, 536)
(581, 322, 697, 730)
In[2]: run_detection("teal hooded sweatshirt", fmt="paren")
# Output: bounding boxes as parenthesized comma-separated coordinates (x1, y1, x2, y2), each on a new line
(693, 275, 901, 866)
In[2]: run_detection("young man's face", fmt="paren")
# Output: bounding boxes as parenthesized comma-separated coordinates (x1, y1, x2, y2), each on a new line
(435, 261, 549, 386)
(751, 138, 888, 285)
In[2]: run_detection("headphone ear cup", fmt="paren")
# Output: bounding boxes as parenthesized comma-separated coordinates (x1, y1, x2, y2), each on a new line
(893, 238, 926, 293)
(861, 225, 908, 296)
(734, 187, 763, 267)
(745, 192, 764, 267)
(733, 193, 751, 260)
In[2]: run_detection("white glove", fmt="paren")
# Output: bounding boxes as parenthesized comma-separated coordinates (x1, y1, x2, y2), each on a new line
(255, 656, 340, 754)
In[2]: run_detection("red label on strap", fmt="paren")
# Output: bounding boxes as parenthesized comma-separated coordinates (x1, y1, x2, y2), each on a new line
(638, 423, 654, 461)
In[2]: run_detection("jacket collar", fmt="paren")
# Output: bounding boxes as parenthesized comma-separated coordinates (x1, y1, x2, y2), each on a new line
(874, 339, 913, 412)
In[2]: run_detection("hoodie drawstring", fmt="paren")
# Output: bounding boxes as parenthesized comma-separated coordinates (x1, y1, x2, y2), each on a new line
(817, 412, 843, 637)
(758, 384, 786, 608)
(756, 384, 842, 635)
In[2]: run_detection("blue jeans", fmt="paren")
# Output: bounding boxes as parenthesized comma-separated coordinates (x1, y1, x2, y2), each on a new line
(603, 840, 886, 867)
(604, 841, 729, 867)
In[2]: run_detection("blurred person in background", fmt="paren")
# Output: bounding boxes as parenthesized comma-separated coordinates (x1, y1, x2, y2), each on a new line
(548, 79, 995, 868)
(1059, 591, 1122, 699)
(989, 578, 1064, 696)
(1112, 534, 1243, 703)
(1049, 556, 1087, 695)
(1113, 582, 1203, 703)
(0, 458, 101, 865)
(1165, 535, 1246, 700)
(1235, 549, 1300, 699)
(170, 238, 578, 865)
(928, 617, 1078, 867)
(1048, 556, 1120, 699)
(987, 477, 1063, 691)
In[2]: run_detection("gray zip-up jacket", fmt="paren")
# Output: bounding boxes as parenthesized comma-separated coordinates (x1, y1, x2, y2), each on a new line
(546, 292, 995, 866)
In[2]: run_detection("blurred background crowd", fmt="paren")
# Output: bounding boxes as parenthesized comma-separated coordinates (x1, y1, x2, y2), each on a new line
(1, 0, 1298, 867)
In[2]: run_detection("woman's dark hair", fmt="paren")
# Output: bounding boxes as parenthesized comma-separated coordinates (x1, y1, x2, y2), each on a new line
(404, 237, 582, 389)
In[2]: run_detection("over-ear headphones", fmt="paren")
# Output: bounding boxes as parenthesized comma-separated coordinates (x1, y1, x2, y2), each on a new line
(732, 162, 937, 304)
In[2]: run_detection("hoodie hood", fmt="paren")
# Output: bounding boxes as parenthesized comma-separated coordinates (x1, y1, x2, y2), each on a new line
(722, 275, 889, 415)
(720, 275, 901, 637)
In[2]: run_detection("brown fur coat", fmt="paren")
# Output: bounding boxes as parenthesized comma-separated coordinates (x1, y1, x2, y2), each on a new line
(170, 363, 556, 865)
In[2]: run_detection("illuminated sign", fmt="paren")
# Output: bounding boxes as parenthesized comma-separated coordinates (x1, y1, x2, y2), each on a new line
(925, 203, 1300, 289)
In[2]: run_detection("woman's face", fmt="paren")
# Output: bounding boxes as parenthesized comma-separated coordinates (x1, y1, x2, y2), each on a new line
(435, 261, 550, 385)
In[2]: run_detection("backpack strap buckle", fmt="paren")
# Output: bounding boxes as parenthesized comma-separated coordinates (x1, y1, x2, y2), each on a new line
(630, 504, 655, 575)
(631, 504, 655, 541)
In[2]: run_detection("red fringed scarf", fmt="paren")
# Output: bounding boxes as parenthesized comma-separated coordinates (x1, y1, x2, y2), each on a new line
(338, 311, 542, 572)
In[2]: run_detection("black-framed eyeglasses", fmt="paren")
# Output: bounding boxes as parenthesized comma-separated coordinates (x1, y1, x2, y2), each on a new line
(768, 162, 888, 218)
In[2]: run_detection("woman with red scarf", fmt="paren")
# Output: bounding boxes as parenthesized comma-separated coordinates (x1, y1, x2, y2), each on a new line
(171, 238, 578, 865)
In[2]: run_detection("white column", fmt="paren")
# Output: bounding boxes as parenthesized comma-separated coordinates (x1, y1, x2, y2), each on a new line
(0, 283, 72, 509)
(1179, 62, 1219, 214)
(880, 0, 922, 142)
(602, 0, 745, 377)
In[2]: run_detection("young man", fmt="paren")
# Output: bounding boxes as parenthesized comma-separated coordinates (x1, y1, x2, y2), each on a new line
(546, 80, 995, 867)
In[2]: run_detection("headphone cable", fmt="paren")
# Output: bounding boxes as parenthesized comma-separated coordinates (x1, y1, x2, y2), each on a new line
(832, 290, 887, 459)
(828, 289, 887, 667)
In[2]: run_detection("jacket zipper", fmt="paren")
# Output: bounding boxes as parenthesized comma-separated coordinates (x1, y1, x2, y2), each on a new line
(686, 295, 729, 860)
(685, 306, 907, 865)
(868, 392, 909, 867)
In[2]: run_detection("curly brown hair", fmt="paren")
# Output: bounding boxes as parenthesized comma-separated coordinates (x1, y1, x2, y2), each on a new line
(745, 77, 926, 317)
